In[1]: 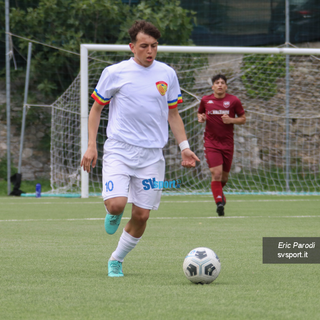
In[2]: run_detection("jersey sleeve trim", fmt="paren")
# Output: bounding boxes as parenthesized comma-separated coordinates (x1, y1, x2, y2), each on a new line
(91, 89, 112, 105)
(168, 94, 183, 109)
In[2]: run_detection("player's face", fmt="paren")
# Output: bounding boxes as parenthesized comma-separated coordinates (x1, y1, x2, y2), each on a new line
(129, 32, 158, 68)
(212, 78, 227, 98)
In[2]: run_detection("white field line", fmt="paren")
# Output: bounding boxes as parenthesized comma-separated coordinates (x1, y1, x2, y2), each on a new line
(1, 199, 320, 206)
(1, 215, 320, 222)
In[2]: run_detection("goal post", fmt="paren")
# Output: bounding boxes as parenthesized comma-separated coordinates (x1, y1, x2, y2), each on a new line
(65, 44, 320, 197)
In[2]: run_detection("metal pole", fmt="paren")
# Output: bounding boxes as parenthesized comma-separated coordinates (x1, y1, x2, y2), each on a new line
(5, 0, 11, 195)
(80, 45, 89, 198)
(285, 0, 290, 192)
(82, 44, 320, 55)
(18, 42, 32, 173)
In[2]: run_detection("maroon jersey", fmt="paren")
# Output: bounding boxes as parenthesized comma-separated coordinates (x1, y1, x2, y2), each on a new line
(198, 93, 245, 149)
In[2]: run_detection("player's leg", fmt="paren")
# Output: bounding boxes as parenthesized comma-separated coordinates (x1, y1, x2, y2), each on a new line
(220, 148, 233, 207)
(221, 171, 229, 206)
(125, 204, 150, 237)
(108, 191, 158, 278)
(104, 188, 132, 277)
(108, 205, 150, 277)
(104, 197, 127, 235)
(103, 139, 142, 235)
(205, 148, 225, 215)
(209, 165, 224, 216)
(102, 167, 129, 235)
(102, 146, 132, 276)
(102, 141, 134, 235)
(108, 154, 164, 277)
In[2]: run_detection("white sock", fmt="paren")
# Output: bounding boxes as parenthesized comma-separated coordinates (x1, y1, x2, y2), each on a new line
(110, 229, 141, 262)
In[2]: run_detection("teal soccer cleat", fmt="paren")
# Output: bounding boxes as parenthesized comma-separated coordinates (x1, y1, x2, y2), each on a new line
(108, 260, 124, 277)
(104, 212, 123, 235)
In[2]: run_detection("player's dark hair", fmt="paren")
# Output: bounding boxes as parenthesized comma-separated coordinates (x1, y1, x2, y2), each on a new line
(212, 74, 227, 85)
(128, 20, 161, 43)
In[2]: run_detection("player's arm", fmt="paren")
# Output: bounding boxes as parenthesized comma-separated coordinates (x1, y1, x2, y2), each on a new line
(197, 113, 206, 123)
(80, 101, 105, 172)
(168, 107, 200, 168)
(221, 113, 246, 125)
(197, 99, 206, 123)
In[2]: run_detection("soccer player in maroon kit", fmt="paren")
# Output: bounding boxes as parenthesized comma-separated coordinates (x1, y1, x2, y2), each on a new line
(198, 74, 246, 216)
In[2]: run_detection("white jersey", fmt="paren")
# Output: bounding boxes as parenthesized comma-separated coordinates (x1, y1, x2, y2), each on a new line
(91, 58, 182, 148)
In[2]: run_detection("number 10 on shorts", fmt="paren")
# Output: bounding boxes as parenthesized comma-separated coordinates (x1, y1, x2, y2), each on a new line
(105, 181, 114, 192)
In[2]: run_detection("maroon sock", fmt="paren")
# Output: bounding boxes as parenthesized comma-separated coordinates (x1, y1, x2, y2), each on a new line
(221, 181, 227, 204)
(211, 181, 223, 204)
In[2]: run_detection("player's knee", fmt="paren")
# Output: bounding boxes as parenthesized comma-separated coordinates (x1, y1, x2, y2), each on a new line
(222, 178, 228, 185)
(132, 209, 150, 225)
(134, 215, 149, 225)
(104, 200, 125, 215)
(212, 173, 222, 181)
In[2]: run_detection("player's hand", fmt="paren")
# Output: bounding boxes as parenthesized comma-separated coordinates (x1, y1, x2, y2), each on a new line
(80, 145, 98, 173)
(197, 113, 206, 123)
(181, 149, 200, 168)
(221, 114, 232, 124)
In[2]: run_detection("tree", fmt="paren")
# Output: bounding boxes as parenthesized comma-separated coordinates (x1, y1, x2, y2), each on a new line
(117, 0, 195, 45)
(7, 0, 195, 98)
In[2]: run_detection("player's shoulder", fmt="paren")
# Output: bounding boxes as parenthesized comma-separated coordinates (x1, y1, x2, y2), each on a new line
(225, 93, 240, 100)
(153, 60, 176, 74)
(104, 59, 130, 73)
(225, 93, 239, 100)
(99, 59, 132, 82)
(201, 93, 215, 101)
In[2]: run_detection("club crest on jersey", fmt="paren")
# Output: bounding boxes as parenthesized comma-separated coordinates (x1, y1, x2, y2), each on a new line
(223, 101, 230, 108)
(156, 81, 168, 96)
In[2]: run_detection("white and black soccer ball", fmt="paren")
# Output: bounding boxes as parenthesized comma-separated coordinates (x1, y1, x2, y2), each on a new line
(183, 247, 221, 284)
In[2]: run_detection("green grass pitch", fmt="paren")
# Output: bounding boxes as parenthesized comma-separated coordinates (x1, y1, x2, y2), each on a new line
(1, 195, 320, 320)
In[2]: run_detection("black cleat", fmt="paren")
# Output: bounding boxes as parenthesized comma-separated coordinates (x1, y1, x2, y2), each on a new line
(216, 202, 225, 216)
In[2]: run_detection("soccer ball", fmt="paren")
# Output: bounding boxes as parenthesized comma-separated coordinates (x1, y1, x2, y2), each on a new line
(183, 247, 221, 284)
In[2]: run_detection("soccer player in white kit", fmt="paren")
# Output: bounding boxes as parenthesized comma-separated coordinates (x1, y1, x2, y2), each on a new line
(81, 20, 199, 277)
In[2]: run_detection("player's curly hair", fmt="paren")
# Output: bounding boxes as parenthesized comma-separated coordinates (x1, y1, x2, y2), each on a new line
(128, 20, 161, 43)
(212, 74, 227, 85)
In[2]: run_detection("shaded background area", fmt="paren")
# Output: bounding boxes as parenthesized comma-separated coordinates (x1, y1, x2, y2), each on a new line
(182, 0, 320, 46)
(2, 0, 320, 60)
(1, 0, 320, 70)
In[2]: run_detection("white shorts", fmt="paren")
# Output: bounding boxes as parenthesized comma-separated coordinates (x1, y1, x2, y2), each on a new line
(102, 139, 165, 210)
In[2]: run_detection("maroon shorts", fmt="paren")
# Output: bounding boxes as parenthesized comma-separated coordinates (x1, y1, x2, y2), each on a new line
(204, 147, 234, 173)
